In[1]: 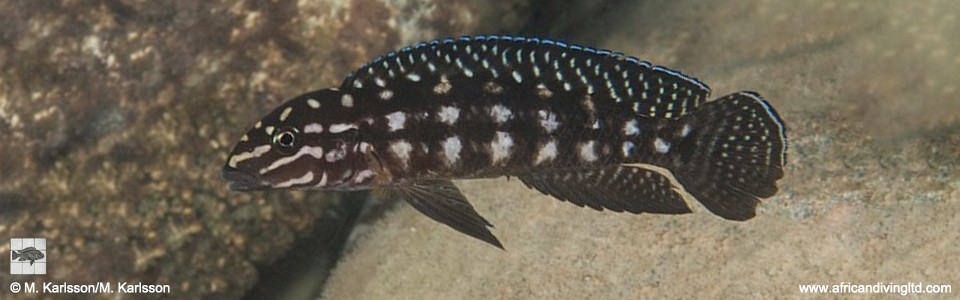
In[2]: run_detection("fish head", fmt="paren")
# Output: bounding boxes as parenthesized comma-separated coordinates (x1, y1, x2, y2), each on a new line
(222, 89, 378, 191)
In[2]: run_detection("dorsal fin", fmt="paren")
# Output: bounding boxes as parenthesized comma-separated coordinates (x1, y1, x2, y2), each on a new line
(339, 35, 711, 119)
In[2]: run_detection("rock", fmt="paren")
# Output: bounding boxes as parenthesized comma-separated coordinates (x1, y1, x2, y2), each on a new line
(0, 0, 529, 298)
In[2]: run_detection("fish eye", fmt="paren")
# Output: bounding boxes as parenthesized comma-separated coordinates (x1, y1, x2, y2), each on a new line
(272, 127, 299, 151)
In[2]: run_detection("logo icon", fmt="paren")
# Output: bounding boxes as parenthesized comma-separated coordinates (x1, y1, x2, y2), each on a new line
(10, 238, 46, 275)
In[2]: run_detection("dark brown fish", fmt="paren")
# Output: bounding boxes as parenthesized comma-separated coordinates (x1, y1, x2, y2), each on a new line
(12, 246, 44, 265)
(222, 36, 788, 249)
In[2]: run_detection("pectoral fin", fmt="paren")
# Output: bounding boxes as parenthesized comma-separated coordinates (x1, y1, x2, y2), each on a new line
(518, 165, 692, 215)
(386, 180, 504, 249)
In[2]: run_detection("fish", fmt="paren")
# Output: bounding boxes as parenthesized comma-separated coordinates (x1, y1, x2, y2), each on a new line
(222, 35, 787, 249)
(12, 246, 45, 265)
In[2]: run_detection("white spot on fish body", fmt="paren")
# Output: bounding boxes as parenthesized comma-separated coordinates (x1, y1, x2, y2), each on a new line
(307, 98, 321, 108)
(390, 140, 413, 167)
(579, 141, 598, 162)
(484, 82, 503, 94)
(442, 136, 462, 165)
(538, 110, 559, 133)
(358, 141, 373, 152)
(406, 73, 421, 82)
(654, 138, 670, 154)
(265, 126, 275, 135)
(325, 147, 346, 163)
(534, 140, 558, 165)
(433, 75, 451, 94)
(353, 169, 375, 183)
(385, 111, 407, 132)
(622, 141, 635, 156)
(623, 120, 639, 135)
(439, 106, 460, 125)
(536, 84, 552, 98)
(512, 70, 523, 83)
(375, 77, 386, 87)
(303, 123, 324, 133)
(279, 107, 293, 121)
(341, 94, 355, 107)
(379, 90, 394, 101)
(490, 104, 513, 124)
(490, 131, 514, 164)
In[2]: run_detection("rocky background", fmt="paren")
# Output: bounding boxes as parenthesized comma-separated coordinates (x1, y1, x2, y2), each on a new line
(0, 0, 528, 299)
(1, 0, 957, 299)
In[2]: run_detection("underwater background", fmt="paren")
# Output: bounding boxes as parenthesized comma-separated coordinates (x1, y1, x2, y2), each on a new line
(1, 0, 957, 299)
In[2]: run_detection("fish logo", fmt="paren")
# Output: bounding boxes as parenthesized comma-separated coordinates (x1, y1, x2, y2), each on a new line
(12, 247, 45, 265)
(10, 238, 47, 275)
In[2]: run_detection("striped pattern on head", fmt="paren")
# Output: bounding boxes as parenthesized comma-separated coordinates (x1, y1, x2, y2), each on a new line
(222, 89, 377, 191)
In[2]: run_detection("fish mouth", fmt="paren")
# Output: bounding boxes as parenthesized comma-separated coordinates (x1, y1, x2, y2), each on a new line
(221, 167, 269, 191)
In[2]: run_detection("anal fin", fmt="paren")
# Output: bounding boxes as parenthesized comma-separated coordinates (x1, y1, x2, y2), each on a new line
(518, 165, 691, 215)
(384, 180, 503, 249)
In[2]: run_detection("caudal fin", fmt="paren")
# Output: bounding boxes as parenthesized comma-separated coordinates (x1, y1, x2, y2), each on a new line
(671, 92, 787, 220)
